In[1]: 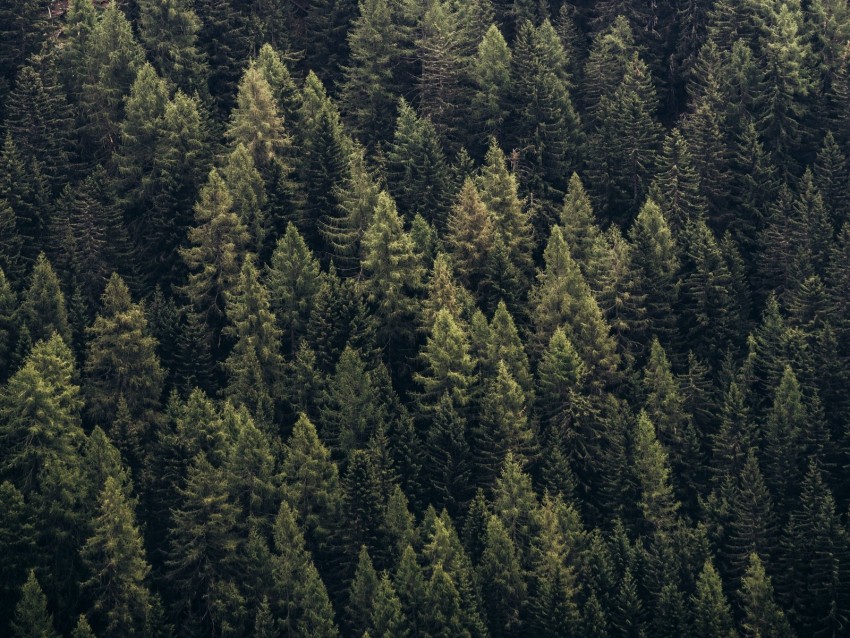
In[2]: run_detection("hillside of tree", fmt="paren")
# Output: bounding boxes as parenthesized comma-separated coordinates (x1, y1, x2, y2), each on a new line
(1, 0, 850, 636)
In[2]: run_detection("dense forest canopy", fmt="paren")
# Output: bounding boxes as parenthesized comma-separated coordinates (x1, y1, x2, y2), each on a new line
(2, 0, 850, 636)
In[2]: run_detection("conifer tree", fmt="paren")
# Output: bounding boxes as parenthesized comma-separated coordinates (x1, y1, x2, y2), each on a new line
(0, 135, 49, 269)
(531, 225, 619, 385)
(280, 413, 341, 552)
(270, 501, 339, 638)
(78, 2, 145, 160)
(81, 476, 152, 638)
(386, 98, 453, 226)
(781, 462, 850, 635)
(340, 0, 409, 146)
(739, 553, 794, 638)
(476, 361, 537, 487)
(166, 453, 244, 636)
(642, 338, 699, 503)
(19, 254, 70, 347)
(137, 0, 207, 95)
(423, 392, 473, 514)
(193, 0, 250, 113)
(763, 366, 808, 504)
(12, 570, 59, 638)
(3, 61, 73, 192)
(587, 51, 662, 222)
(361, 191, 422, 357)
(723, 452, 778, 581)
(509, 20, 582, 209)
(629, 199, 679, 345)
(415, 309, 477, 418)
(633, 410, 680, 534)
(221, 257, 282, 423)
(478, 515, 526, 637)
(445, 178, 495, 297)
(348, 545, 379, 635)
(471, 26, 512, 144)
(369, 571, 407, 638)
(266, 223, 322, 357)
(691, 559, 736, 638)
(394, 545, 427, 636)
(648, 129, 707, 231)
(84, 273, 165, 427)
(0, 334, 84, 495)
(226, 64, 292, 171)
(222, 144, 268, 256)
(180, 168, 249, 334)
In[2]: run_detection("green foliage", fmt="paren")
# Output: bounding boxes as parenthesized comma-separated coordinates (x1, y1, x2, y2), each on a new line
(12, 570, 59, 638)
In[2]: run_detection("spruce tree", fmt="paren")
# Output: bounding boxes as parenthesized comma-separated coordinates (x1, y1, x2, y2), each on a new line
(739, 553, 794, 638)
(84, 273, 164, 427)
(81, 476, 152, 638)
(11, 570, 59, 638)
(633, 410, 680, 534)
(137, 0, 207, 96)
(445, 178, 495, 297)
(19, 254, 71, 347)
(471, 26, 512, 145)
(477, 515, 527, 637)
(691, 559, 736, 638)
(369, 571, 408, 638)
(361, 191, 422, 358)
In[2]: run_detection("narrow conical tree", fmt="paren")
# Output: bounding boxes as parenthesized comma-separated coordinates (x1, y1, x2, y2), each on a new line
(179, 168, 249, 333)
(19, 254, 71, 347)
(369, 571, 408, 638)
(739, 553, 794, 638)
(84, 273, 164, 427)
(691, 559, 735, 638)
(477, 515, 526, 637)
(471, 27, 512, 144)
(81, 476, 152, 638)
(12, 570, 59, 638)
(361, 191, 422, 357)
(348, 545, 379, 635)
(633, 410, 680, 534)
(137, 0, 207, 95)
(280, 413, 341, 553)
(445, 178, 495, 297)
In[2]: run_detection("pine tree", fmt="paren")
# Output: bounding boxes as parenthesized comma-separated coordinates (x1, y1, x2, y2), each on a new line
(691, 559, 736, 638)
(508, 20, 583, 210)
(369, 571, 408, 638)
(781, 462, 850, 635)
(476, 360, 537, 487)
(587, 51, 662, 222)
(531, 225, 620, 385)
(297, 72, 351, 252)
(0, 134, 49, 268)
(739, 553, 794, 638)
(222, 143, 268, 255)
(221, 257, 283, 423)
(270, 501, 339, 638)
(0, 0, 47, 96)
(165, 453, 244, 636)
(193, 0, 250, 114)
(478, 515, 526, 637)
(477, 139, 533, 289)
(445, 178, 495, 297)
(281, 413, 341, 553)
(137, 0, 207, 95)
(386, 98, 453, 227)
(19, 254, 71, 347)
(0, 333, 84, 495)
(648, 129, 707, 231)
(81, 476, 152, 638)
(348, 545, 379, 635)
(471, 26, 512, 144)
(340, 0, 409, 147)
(78, 2, 145, 160)
(629, 199, 679, 346)
(226, 64, 292, 171)
(3, 60, 73, 192)
(12, 570, 59, 638)
(763, 366, 807, 504)
(723, 452, 778, 581)
(633, 410, 680, 534)
(394, 544, 427, 636)
(70, 616, 96, 638)
(415, 308, 477, 418)
(179, 167, 249, 334)
(84, 273, 164, 428)
(424, 392, 473, 514)
(361, 191, 422, 358)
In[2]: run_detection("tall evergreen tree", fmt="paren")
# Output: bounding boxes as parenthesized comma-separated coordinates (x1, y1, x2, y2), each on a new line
(11, 570, 59, 638)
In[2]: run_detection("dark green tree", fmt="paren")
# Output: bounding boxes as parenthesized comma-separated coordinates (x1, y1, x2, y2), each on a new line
(11, 570, 59, 638)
